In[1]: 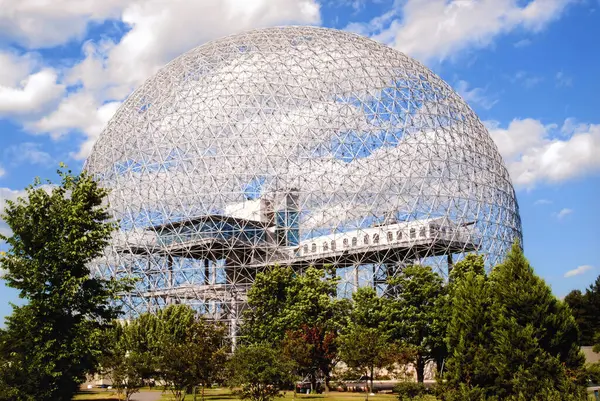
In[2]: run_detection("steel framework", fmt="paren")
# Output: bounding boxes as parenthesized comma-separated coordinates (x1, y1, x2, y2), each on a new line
(85, 26, 522, 342)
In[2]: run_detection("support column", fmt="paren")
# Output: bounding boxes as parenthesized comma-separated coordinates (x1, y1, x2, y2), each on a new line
(447, 253, 454, 279)
(167, 255, 173, 305)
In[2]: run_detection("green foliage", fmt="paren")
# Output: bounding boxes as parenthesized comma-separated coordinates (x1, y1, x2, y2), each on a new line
(338, 288, 394, 392)
(0, 168, 129, 401)
(99, 322, 145, 401)
(444, 269, 495, 393)
(394, 381, 430, 401)
(449, 254, 485, 283)
(564, 275, 600, 346)
(587, 363, 600, 386)
(228, 343, 294, 401)
(241, 266, 348, 390)
(155, 305, 229, 401)
(385, 265, 446, 382)
(444, 243, 588, 400)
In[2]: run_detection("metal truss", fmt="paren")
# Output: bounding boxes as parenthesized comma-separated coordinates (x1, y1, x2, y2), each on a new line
(85, 26, 522, 342)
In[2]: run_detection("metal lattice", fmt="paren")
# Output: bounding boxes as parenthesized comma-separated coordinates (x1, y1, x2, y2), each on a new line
(85, 26, 522, 341)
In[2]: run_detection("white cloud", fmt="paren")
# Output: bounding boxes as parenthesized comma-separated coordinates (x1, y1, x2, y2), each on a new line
(512, 71, 544, 88)
(534, 199, 552, 205)
(0, 0, 127, 48)
(555, 208, 573, 219)
(564, 264, 594, 278)
(514, 38, 532, 48)
(0, 52, 64, 116)
(555, 71, 573, 87)
(488, 118, 600, 188)
(349, 0, 573, 62)
(27, 0, 321, 159)
(28, 92, 122, 157)
(455, 80, 498, 110)
(4, 142, 53, 166)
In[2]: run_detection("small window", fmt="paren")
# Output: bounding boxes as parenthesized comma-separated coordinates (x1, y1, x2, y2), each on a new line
(387, 231, 393, 242)
(373, 234, 380, 244)
(323, 242, 329, 251)
(364, 234, 369, 245)
(331, 240, 336, 251)
(441, 227, 447, 236)
(420, 227, 426, 237)
(311, 243, 317, 252)
(352, 237, 357, 246)
(397, 230, 403, 240)
(303, 244, 308, 254)
(343, 238, 349, 247)
(410, 228, 416, 239)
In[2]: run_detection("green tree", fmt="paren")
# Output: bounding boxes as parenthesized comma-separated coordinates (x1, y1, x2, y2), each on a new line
(241, 267, 295, 343)
(337, 287, 392, 394)
(99, 322, 145, 401)
(444, 269, 495, 397)
(488, 243, 586, 399)
(564, 275, 600, 346)
(155, 305, 229, 401)
(449, 254, 485, 283)
(241, 267, 348, 390)
(444, 243, 588, 400)
(0, 167, 128, 401)
(228, 343, 294, 401)
(385, 265, 446, 383)
(338, 324, 391, 395)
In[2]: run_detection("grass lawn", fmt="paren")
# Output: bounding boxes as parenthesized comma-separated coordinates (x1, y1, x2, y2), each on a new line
(73, 390, 120, 400)
(74, 388, 399, 401)
(175, 389, 398, 401)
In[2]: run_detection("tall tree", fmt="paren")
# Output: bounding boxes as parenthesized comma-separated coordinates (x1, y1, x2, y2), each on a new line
(99, 322, 146, 401)
(240, 266, 348, 390)
(565, 275, 600, 346)
(444, 268, 495, 397)
(445, 243, 588, 400)
(241, 267, 295, 343)
(338, 287, 393, 393)
(0, 167, 128, 401)
(488, 243, 586, 399)
(385, 265, 446, 383)
(154, 305, 229, 401)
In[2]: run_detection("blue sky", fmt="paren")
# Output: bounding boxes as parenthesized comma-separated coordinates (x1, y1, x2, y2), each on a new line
(0, 0, 599, 321)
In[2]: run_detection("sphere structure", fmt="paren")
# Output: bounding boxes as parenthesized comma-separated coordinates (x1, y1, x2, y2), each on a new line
(86, 26, 521, 338)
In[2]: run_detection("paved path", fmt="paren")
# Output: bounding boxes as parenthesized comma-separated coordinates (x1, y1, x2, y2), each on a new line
(131, 391, 162, 401)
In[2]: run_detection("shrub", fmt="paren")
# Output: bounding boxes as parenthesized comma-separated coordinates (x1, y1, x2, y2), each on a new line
(394, 381, 429, 401)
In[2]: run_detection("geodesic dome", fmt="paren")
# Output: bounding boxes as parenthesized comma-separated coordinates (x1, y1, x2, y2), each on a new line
(85, 26, 521, 333)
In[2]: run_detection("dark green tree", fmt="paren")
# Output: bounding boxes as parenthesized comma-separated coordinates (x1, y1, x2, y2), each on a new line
(488, 243, 586, 399)
(228, 343, 294, 401)
(0, 167, 128, 401)
(445, 243, 588, 400)
(385, 265, 446, 383)
(564, 275, 600, 346)
(241, 266, 295, 343)
(444, 268, 495, 397)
